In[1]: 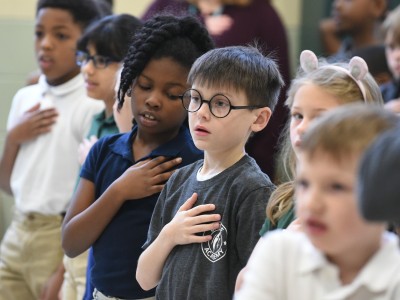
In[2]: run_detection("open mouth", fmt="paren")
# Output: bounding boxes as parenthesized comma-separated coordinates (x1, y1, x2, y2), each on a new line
(143, 113, 156, 120)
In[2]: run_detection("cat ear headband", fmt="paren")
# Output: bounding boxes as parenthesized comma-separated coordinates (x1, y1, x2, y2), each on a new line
(300, 50, 368, 101)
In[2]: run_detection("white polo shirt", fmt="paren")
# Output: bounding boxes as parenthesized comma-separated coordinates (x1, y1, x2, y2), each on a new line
(235, 230, 400, 300)
(7, 74, 103, 215)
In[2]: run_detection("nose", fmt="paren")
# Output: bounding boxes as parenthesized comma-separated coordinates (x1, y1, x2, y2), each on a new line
(298, 185, 324, 214)
(82, 59, 95, 75)
(296, 118, 310, 137)
(40, 34, 53, 50)
(145, 92, 162, 110)
(195, 100, 212, 120)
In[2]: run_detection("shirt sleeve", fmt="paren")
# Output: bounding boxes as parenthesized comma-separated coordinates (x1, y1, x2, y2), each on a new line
(142, 182, 169, 249)
(80, 137, 103, 182)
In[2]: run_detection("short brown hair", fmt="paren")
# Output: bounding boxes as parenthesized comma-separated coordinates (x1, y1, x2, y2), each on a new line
(382, 5, 400, 44)
(300, 103, 399, 163)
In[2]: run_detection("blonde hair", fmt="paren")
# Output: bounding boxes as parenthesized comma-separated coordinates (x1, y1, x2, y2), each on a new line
(266, 59, 384, 226)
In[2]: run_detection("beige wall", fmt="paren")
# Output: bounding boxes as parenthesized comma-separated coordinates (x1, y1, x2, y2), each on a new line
(0, 0, 302, 239)
(0, 1, 154, 240)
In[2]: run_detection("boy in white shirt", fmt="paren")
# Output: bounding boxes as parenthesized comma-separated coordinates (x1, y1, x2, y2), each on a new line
(235, 104, 400, 300)
(0, 0, 105, 299)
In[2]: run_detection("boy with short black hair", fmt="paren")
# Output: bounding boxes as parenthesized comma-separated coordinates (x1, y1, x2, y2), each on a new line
(0, 1, 104, 299)
(136, 45, 284, 299)
(235, 104, 400, 300)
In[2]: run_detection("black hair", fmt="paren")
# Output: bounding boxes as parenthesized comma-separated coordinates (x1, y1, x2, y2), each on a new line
(77, 14, 142, 62)
(36, 0, 111, 30)
(117, 14, 214, 110)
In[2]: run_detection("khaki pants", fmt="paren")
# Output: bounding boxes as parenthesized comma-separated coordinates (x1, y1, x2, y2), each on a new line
(62, 251, 89, 300)
(0, 210, 64, 300)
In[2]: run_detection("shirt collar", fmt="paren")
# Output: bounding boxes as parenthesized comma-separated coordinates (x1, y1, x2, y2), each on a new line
(349, 232, 400, 293)
(38, 73, 84, 98)
(108, 125, 193, 163)
(94, 110, 115, 125)
(298, 232, 400, 294)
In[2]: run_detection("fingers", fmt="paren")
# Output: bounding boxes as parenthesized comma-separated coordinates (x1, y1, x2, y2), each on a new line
(148, 156, 182, 169)
(30, 108, 58, 131)
(192, 221, 220, 234)
(26, 102, 41, 113)
(178, 193, 198, 212)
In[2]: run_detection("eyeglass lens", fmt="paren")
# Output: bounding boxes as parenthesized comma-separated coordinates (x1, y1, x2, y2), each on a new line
(182, 89, 231, 118)
(76, 51, 109, 69)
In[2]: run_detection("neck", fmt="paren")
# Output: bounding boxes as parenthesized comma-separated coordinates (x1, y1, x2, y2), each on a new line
(133, 127, 180, 160)
(201, 148, 245, 178)
(104, 96, 115, 119)
(351, 24, 381, 49)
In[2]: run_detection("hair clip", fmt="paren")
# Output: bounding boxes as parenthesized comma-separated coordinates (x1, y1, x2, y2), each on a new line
(299, 50, 368, 101)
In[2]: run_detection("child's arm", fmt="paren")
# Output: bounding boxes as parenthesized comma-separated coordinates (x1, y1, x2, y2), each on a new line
(136, 193, 221, 290)
(0, 103, 58, 194)
(62, 156, 183, 258)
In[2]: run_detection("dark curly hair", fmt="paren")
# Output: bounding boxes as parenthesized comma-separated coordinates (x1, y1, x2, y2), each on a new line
(117, 14, 214, 110)
(36, 0, 111, 30)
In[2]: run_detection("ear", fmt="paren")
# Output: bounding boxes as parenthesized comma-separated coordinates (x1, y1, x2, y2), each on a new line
(371, 0, 387, 19)
(250, 107, 272, 133)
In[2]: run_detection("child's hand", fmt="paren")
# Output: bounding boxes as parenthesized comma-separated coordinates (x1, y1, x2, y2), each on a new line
(112, 156, 182, 200)
(164, 193, 221, 246)
(205, 14, 233, 36)
(78, 135, 98, 165)
(8, 103, 58, 146)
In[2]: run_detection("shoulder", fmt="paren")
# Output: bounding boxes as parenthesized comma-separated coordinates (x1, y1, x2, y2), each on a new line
(262, 229, 307, 248)
(91, 133, 127, 155)
(12, 84, 42, 103)
(253, 230, 316, 270)
(233, 155, 274, 188)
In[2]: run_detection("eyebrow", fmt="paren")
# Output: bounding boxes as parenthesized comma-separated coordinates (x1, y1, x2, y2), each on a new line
(139, 74, 186, 88)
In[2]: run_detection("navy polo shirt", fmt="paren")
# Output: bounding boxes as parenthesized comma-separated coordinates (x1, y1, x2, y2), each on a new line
(80, 125, 202, 299)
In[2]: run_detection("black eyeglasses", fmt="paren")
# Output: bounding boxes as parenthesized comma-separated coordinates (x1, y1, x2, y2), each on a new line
(179, 89, 265, 118)
(76, 50, 117, 69)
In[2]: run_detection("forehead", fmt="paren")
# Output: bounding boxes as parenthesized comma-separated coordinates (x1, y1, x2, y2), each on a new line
(292, 83, 341, 109)
(139, 57, 189, 86)
(36, 8, 81, 32)
(298, 149, 358, 176)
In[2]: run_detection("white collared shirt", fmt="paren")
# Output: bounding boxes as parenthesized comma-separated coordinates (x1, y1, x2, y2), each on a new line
(235, 230, 400, 300)
(7, 74, 104, 215)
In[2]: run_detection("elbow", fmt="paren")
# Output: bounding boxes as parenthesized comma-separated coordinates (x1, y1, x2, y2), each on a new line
(136, 268, 157, 291)
(61, 233, 81, 258)
(62, 241, 79, 258)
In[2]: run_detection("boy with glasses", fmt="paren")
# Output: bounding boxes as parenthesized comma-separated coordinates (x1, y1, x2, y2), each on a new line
(136, 45, 283, 300)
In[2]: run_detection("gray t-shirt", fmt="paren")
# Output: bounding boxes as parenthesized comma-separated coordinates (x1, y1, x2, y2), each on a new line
(143, 155, 275, 300)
